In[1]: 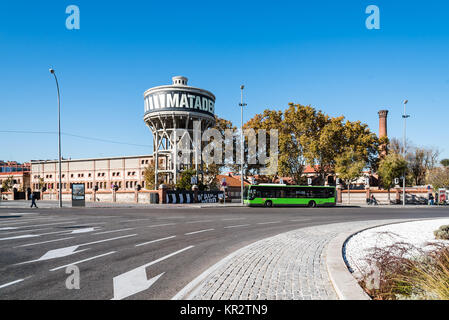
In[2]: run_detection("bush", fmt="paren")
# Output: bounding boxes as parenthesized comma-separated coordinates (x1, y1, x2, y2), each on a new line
(358, 242, 449, 300)
(434, 225, 449, 240)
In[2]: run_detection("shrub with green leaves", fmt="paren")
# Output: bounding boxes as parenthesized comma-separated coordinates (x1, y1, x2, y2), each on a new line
(434, 225, 449, 240)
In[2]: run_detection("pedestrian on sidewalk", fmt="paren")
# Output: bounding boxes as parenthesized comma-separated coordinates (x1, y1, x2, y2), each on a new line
(30, 192, 38, 208)
(429, 193, 434, 206)
(370, 194, 378, 205)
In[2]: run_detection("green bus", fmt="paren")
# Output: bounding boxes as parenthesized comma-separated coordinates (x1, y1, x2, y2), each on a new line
(243, 184, 336, 208)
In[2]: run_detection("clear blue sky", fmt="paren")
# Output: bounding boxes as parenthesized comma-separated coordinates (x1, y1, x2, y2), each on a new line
(1, 0, 448, 163)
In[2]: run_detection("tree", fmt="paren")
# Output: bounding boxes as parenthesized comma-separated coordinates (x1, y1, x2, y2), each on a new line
(243, 109, 283, 179)
(377, 153, 408, 202)
(426, 167, 449, 189)
(243, 103, 380, 185)
(440, 159, 449, 167)
(1, 176, 14, 192)
(143, 162, 164, 190)
(175, 168, 205, 191)
(335, 151, 366, 204)
(388, 138, 439, 186)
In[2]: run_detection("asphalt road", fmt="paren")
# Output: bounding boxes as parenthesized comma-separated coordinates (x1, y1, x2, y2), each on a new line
(0, 205, 448, 300)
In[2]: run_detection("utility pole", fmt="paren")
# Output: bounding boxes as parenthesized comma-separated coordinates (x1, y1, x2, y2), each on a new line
(239, 85, 247, 205)
(402, 99, 409, 206)
(49, 68, 63, 208)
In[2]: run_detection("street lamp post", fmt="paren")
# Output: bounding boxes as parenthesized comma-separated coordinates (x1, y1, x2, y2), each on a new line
(239, 85, 247, 206)
(402, 99, 409, 206)
(49, 68, 63, 208)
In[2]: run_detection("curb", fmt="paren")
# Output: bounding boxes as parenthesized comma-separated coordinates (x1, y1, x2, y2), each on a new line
(325, 230, 371, 300)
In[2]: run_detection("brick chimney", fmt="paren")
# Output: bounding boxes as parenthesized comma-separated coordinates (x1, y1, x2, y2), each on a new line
(378, 110, 388, 138)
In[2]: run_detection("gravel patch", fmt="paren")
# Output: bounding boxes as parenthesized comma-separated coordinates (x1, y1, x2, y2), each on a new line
(345, 218, 449, 275)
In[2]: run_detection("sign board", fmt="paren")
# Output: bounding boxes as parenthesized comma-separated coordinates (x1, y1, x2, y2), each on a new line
(307, 178, 312, 186)
(394, 178, 399, 185)
(221, 177, 227, 187)
(190, 176, 198, 185)
(72, 183, 85, 207)
(144, 91, 215, 117)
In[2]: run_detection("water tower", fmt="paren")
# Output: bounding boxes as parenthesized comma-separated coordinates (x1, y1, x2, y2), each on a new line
(143, 76, 216, 187)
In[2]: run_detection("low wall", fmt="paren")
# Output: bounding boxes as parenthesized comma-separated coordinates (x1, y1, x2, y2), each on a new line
(41, 190, 160, 204)
(341, 189, 430, 205)
(0, 192, 13, 201)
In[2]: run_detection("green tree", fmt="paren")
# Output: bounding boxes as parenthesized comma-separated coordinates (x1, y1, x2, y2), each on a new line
(175, 168, 205, 191)
(377, 153, 408, 202)
(244, 103, 380, 185)
(202, 116, 236, 185)
(440, 159, 449, 167)
(1, 175, 14, 192)
(143, 162, 164, 190)
(335, 151, 366, 204)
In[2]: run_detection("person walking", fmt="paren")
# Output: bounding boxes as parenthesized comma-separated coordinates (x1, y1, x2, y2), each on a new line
(30, 192, 38, 208)
(370, 194, 378, 205)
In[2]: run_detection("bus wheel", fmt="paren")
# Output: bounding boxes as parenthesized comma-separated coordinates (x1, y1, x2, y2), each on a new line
(264, 200, 273, 208)
(308, 201, 317, 208)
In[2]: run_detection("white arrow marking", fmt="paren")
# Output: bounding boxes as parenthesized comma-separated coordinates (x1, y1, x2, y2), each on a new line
(14, 234, 137, 265)
(112, 245, 194, 300)
(0, 227, 18, 231)
(15, 246, 88, 265)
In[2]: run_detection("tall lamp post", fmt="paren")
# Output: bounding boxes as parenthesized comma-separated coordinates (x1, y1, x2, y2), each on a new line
(49, 68, 63, 208)
(239, 85, 247, 205)
(402, 99, 409, 206)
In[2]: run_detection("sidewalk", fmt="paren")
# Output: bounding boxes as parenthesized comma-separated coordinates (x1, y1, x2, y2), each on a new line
(0, 200, 244, 209)
(173, 219, 414, 300)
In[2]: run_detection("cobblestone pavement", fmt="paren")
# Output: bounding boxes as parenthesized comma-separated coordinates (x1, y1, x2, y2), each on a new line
(186, 220, 398, 300)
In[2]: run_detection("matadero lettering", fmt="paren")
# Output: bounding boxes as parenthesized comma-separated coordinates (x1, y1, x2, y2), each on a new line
(144, 92, 215, 114)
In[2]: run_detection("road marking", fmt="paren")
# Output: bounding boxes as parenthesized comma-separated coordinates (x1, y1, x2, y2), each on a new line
(3, 221, 77, 228)
(184, 229, 214, 235)
(257, 221, 281, 225)
(14, 234, 137, 265)
(50, 251, 116, 271)
(0, 278, 26, 289)
(145, 223, 175, 228)
(224, 224, 250, 229)
(0, 227, 51, 234)
(14, 237, 76, 248)
(120, 218, 152, 223)
(80, 234, 137, 246)
(0, 219, 75, 227)
(112, 245, 194, 300)
(93, 228, 134, 235)
(186, 220, 213, 224)
(0, 227, 18, 231)
(70, 227, 96, 234)
(16, 246, 88, 265)
(0, 234, 40, 241)
(135, 236, 176, 247)
(221, 218, 246, 221)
